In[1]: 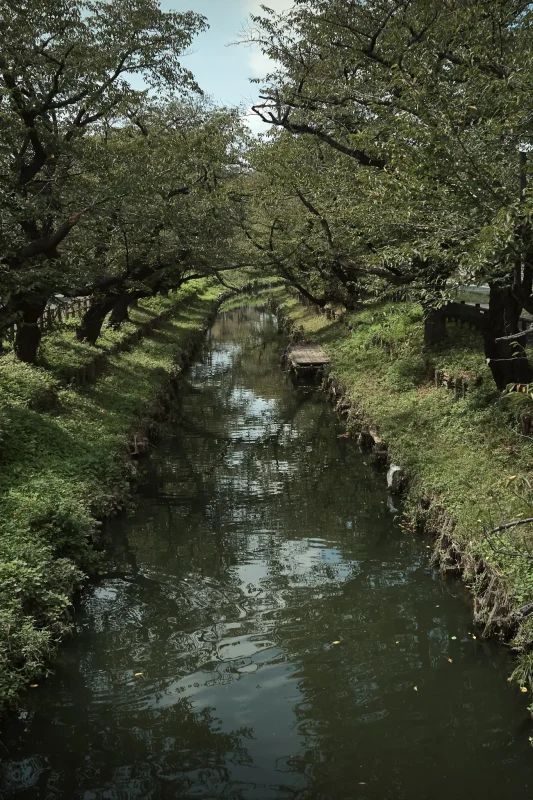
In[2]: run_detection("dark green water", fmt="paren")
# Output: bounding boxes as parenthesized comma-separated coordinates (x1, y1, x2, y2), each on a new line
(2, 307, 533, 799)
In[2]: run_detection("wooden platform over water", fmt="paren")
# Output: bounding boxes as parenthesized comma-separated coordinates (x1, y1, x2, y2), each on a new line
(287, 345, 330, 369)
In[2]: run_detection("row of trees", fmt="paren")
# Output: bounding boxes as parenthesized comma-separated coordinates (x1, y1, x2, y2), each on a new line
(240, 0, 533, 389)
(6, 0, 533, 391)
(0, 0, 252, 363)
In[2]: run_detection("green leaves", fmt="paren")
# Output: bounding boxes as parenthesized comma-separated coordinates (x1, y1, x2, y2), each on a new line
(0, 1, 218, 353)
(243, 0, 533, 317)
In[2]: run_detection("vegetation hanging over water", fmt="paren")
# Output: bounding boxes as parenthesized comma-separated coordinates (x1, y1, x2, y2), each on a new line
(7, 0, 533, 712)
(234, 4, 533, 696)
(240, 0, 533, 390)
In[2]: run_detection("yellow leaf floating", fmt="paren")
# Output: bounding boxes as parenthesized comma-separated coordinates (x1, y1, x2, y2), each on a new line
(134, 672, 144, 677)
(395, 640, 399, 644)
(451, 636, 457, 640)
(521, 687, 528, 693)
(472, 635, 477, 640)
(30, 684, 38, 688)
(332, 641, 341, 645)
(414, 686, 418, 691)
(447, 658, 453, 663)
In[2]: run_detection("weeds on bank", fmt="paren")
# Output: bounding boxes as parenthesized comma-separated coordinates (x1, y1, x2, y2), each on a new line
(267, 290, 533, 701)
(273, 294, 533, 599)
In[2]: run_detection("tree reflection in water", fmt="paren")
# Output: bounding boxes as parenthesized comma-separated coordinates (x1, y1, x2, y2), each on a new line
(2, 308, 533, 800)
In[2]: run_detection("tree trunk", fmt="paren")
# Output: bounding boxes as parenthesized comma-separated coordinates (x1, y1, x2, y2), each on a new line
(76, 294, 118, 344)
(14, 298, 47, 364)
(109, 293, 133, 329)
(342, 282, 359, 311)
(424, 307, 447, 346)
(484, 285, 533, 390)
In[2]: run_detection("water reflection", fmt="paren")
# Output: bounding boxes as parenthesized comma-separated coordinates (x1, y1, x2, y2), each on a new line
(2, 307, 533, 799)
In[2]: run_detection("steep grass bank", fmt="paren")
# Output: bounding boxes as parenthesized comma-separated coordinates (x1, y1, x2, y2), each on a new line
(267, 286, 533, 699)
(0, 281, 221, 711)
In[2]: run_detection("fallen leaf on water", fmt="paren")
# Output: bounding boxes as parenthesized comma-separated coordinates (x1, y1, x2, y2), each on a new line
(435, 605, 440, 608)
(414, 686, 418, 691)
(447, 658, 453, 663)
(359, 783, 366, 785)
(332, 640, 341, 645)
(465, 584, 471, 589)
(30, 684, 38, 688)
(134, 672, 144, 677)
(472, 635, 477, 640)
(395, 640, 399, 644)
(451, 636, 457, 640)
(337, 433, 350, 438)
(521, 687, 528, 693)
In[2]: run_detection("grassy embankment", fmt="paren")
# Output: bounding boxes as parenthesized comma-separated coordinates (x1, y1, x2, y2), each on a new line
(0, 280, 220, 711)
(266, 285, 533, 695)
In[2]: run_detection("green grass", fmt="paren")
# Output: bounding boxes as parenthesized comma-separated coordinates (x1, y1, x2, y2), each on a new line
(0, 280, 220, 710)
(36, 283, 203, 382)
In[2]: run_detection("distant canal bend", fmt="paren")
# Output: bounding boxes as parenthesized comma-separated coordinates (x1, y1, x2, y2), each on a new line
(3, 306, 533, 799)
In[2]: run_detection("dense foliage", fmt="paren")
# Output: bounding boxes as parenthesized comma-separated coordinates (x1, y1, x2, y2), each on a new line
(242, 0, 533, 388)
(0, 0, 250, 362)
(5, 0, 533, 388)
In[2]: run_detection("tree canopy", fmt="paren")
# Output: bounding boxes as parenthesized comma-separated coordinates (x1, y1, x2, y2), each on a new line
(242, 0, 533, 386)
(0, 0, 249, 361)
(5, 0, 533, 388)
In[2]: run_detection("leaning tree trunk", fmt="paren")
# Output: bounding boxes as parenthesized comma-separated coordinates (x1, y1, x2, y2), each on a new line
(14, 298, 48, 364)
(484, 285, 533, 390)
(423, 307, 447, 346)
(76, 293, 118, 344)
(108, 291, 148, 329)
(108, 293, 134, 329)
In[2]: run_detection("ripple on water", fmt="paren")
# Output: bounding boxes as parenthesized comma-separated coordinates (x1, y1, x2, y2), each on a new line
(2, 308, 533, 800)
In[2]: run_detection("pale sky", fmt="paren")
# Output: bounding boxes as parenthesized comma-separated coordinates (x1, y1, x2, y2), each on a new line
(161, 0, 292, 133)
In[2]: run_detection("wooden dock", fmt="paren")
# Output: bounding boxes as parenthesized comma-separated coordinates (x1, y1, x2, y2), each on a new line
(286, 345, 330, 371)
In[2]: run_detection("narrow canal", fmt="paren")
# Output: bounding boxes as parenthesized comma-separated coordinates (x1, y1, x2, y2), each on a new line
(2, 306, 533, 799)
